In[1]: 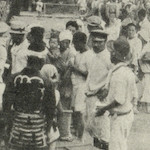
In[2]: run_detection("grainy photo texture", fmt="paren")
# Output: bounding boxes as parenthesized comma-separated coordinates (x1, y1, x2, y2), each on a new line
(0, 0, 150, 150)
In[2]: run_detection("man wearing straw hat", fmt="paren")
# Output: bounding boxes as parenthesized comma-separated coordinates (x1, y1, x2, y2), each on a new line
(4, 21, 28, 83)
(96, 38, 137, 150)
(86, 16, 106, 49)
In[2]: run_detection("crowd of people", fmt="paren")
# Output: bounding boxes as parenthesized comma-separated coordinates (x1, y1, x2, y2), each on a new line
(0, 0, 150, 150)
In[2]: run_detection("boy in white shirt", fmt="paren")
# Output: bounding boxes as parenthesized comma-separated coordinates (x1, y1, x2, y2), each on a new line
(70, 32, 93, 140)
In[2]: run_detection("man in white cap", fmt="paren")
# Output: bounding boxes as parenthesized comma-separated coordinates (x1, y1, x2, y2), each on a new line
(85, 30, 112, 150)
(96, 38, 137, 150)
(86, 15, 106, 49)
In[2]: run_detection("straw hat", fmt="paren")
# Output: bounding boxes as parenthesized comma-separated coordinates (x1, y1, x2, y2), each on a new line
(87, 16, 102, 27)
(9, 21, 26, 34)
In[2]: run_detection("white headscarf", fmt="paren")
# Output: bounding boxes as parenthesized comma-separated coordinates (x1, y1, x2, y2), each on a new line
(59, 30, 73, 42)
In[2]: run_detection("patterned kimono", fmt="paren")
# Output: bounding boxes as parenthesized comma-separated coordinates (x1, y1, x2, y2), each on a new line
(3, 67, 55, 150)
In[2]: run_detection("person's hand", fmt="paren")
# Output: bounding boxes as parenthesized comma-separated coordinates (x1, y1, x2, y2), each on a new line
(97, 88, 108, 100)
(68, 60, 73, 68)
(95, 107, 105, 117)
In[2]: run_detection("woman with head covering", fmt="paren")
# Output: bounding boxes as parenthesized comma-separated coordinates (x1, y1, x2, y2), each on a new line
(57, 30, 76, 142)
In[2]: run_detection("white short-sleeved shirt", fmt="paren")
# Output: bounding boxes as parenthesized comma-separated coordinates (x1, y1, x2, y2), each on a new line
(86, 49, 112, 93)
(71, 50, 94, 86)
(127, 35, 142, 66)
(11, 40, 29, 74)
(107, 63, 138, 113)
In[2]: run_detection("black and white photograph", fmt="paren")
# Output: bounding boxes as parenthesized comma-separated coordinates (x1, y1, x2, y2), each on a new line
(0, 0, 149, 150)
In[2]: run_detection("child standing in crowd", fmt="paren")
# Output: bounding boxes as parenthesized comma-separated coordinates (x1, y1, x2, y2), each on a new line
(41, 63, 63, 150)
(71, 32, 93, 140)
(36, 0, 43, 17)
(48, 29, 60, 57)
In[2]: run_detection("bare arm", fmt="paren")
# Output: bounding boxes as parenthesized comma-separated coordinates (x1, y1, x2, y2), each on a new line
(95, 100, 120, 117)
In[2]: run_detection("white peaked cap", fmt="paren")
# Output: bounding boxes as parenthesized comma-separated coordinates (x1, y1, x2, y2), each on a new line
(59, 30, 73, 41)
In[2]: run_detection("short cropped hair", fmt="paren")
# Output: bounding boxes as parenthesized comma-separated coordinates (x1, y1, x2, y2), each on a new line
(73, 32, 87, 44)
(138, 9, 146, 18)
(113, 38, 130, 58)
(127, 23, 137, 30)
(66, 21, 79, 30)
(27, 56, 44, 69)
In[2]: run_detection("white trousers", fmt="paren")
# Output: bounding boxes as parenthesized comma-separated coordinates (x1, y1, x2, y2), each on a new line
(85, 96, 110, 142)
(109, 110, 134, 150)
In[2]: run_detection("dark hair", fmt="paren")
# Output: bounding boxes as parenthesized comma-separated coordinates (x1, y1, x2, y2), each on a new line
(113, 38, 130, 58)
(138, 9, 146, 17)
(73, 32, 87, 44)
(66, 21, 79, 30)
(27, 56, 44, 69)
(127, 23, 137, 30)
(28, 27, 46, 52)
(50, 29, 60, 39)
(91, 32, 108, 41)
(30, 27, 45, 43)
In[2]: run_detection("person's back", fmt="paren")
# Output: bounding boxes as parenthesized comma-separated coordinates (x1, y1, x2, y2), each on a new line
(3, 56, 55, 150)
